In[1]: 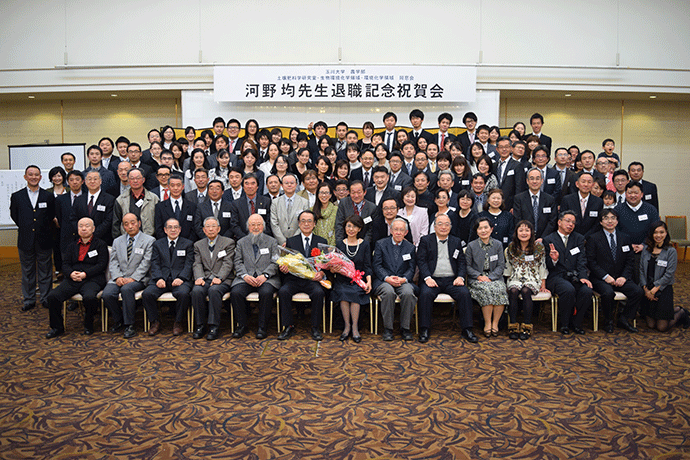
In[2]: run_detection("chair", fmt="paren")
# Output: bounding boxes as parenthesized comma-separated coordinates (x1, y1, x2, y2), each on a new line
(231, 291, 278, 334)
(550, 293, 597, 332)
(276, 293, 327, 333)
(328, 297, 376, 334)
(666, 216, 690, 261)
(62, 247, 110, 332)
(144, 292, 229, 333)
(372, 295, 418, 335)
(592, 291, 636, 329)
(101, 289, 144, 332)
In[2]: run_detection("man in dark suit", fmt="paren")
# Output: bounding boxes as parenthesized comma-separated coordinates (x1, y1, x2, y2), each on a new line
(373, 218, 418, 341)
(417, 215, 477, 343)
(10, 165, 56, 312)
(408, 109, 434, 148)
(45, 217, 108, 337)
(140, 129, 161, 166)
(194, 180, 233, 240)
(99, 137, 121, 174)
(55, 171, 84, 261)
(531, 146, 562, 203)
(84, 145, 118, 198)
(553, 147, 576, 205)
(431, 112, 456, 151)
(568, 150, 604, 195)
(276, 210, 327, 341)
(529, 113, 552, 154)
(307, 121, 328, 157)
(335, 181, 379, 243)
(494, 136, 527, 210)
(457, 112, 478, 153)
(155, 173, 197, 241)
(185, 168, 209, 206)
(560, 172, 603, 237)
(378, 112, 398, 152)
(365, 166, 397, 207)
(586, 209, 643, 333)
(513, 168, 558, 240)
(543, 211, 594, 334)
(142, 217, 195, 337)
(371, 198, 414, 245)
(349, 149, 376, 189)
(387, 152, 413, 193)
(71, 170, 115, 246)
(229, 173, 272, 240)
(125, 143, 158, 191)
(628, 161, 659, 211)
(149, 165, 172, 202)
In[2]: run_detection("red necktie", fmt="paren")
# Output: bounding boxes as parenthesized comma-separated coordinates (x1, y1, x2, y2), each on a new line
(250, 199, 256, 214)
(163, 189, 169, 200)
(440, 133, 445, 150)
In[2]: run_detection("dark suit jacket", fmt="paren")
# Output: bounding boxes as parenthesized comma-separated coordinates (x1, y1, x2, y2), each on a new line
(495, 157, 527, 210)
(408, 129, 434, 147)
(194, 199, 234, 239)
(540, 166, 562, 203)
(530, 133, 552, 154)
(55, 193, 80, 253)
(334, 197, 379, 243)
(543, 230, 588, 281)
(349, 167, 375, 188)
(284, 233, 327, 283)
(372, 237, 417, 290)
(431, 132, 457, 149)
(149, 236, 194, 283)
(229, 194, 272, 240)
(417, 234, 467, 280)
(555, 167, 577, 204)
(586, 230, 635, 281)
(365, 186, 397, 207)
(185, 189, 207, 206)
(10, 188, 55, 251)
(640, 180, 659, 211)
(512, 191, 557, 240)
(71, 191, 115, 246)
(388, 172, 413, 194)
(568, 170, 605, 195)
(370, 215, 414, 246)
(105, 155, 122, 174)
(457, 131, 475, 154)
(154, 198, 198, 241)
(560, 193, 603, 237)
(63, 236, 109, 287)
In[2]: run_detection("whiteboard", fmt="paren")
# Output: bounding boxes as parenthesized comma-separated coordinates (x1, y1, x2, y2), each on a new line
(9, 143, 86, 172)
(0, 170, 52, 228)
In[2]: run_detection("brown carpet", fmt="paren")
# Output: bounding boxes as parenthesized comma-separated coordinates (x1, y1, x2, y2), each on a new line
(1, 258, 689, 459)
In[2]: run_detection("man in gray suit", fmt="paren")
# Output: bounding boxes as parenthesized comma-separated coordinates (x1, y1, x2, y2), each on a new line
(191, 216, 235, 341)
(270, 173, 308, 245)
(230, 214, 281, 339)
(334, 180, 379, 243)
(102, 213, 155, 338)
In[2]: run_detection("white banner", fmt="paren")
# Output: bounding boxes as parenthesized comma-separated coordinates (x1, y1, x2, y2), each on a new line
(214, 65, 477, 103)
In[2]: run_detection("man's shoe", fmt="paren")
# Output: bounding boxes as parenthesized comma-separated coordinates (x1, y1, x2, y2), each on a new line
(83, 328, 94, 336)
(172, 322, 184, 336)
(206, 325, 219, 340)
(256, 327, 267, 339)
(573, 327, 586, 335)
(311, 327, 323, 341)
(45, 328, 64, 339)
(277, 325, 296, 340)
(618, 318, 638, 333)
(67, 302, 79, 312)
(419, 328, 430, 343)
(232, 325, 248, 339)
(401, 329, 414, 341)
(148, 320, 160, 336)
(109, 322, 124, 333)
(560, 326, 570, 335)
(463, 328, 479, 343)
(382, 328, 394, 341)
(604, 321, 615, 333)
(123, 325, 136, 338)
(22, 303, 35, 312)
(192, 325, 205, 339)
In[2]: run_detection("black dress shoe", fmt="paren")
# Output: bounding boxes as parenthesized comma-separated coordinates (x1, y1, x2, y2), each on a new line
(382, 328, 394, 341)
(45, 328, 64, 339)
(206, 325, 219, 340)
(573, 327, 586, 335)
(67, 302, 79, 312)
(256, 327, 267, 339)
(22, 303, 35, 312)
(277, 325, 295, 340)
(419, 328, 430, 343)
(352, 334, 362, 343)
(123, 325, 136, 338)
(232, 325, 248, 339)
(560, 326, 570, 335)
(83, 328, 94, 336)
(618, 318, 638, 333)
(109, 322, 124, 333)
(401, 329, 414, 341)
(311, 327, 323, 341)
(604, 321, 615, 333)
(339, 332, 350, 342)
(192, 325, 205, 339)
(463, 328, 479, 343)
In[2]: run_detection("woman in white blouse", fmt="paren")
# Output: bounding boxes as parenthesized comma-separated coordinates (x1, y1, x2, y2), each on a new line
(397, 186, 428, 247)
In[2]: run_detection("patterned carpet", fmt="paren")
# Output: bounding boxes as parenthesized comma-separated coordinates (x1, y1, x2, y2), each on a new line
(1, 258, 689, 459)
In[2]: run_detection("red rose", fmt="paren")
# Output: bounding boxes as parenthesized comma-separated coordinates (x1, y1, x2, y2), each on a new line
(311, 248, 321, 257)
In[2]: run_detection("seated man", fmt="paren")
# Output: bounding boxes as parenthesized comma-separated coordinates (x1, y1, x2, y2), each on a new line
(230, 214, 281, 339)
(373, 218, 418, 341)
(191, 217, 235, 341)
(102, 213, 155, 338)
(277, 210, 327, 341)
(45, 218, 108, 338)
(417, 215, 477, 343)
(543, 211, 593, 335)
(142, 218, 194, 337)
(586, 209, 643, 333)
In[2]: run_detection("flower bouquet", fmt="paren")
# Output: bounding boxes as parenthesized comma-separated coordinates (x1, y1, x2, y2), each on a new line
(273, 246, 331, 289)
(311, 244, 367, 290)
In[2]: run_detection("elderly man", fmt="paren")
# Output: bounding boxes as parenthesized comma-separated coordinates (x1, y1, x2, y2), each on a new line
(71, 170, 115, 246)
(373, 218, 418, 341)
(113, 167, 159, 239)
(417, 215, 477, 343)
(270, 174, 308, 245)
(142, 218, 195, 337)
(102, 213, 155, 338)
(191, 217, 235, 341)
(45, 218, 108, 338)
(230, 214, 281, 339)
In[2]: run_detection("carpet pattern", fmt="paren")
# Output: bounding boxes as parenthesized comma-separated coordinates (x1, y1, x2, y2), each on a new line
(0, 258, 689, 459)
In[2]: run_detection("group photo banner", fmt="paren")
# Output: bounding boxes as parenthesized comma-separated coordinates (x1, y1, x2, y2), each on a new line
(214, 65, 477, 103)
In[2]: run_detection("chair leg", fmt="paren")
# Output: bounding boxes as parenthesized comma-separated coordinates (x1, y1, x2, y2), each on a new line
(592, 295, 599, 332)
(322, 299, 326, 333)
(329, 300, 334, 334)
(369, 297, 373, 334)
(414, 304, 419, 334)
(63, 302, 67, 321)
(374, 297, 379, 335)
(276, 298, 281, 333)
(187, 306, 194, 333)
(230, 303, 234, 334)
(144, 308, 149, 332)
(551, 296, 558, 332)
(101, 302, 107, 332)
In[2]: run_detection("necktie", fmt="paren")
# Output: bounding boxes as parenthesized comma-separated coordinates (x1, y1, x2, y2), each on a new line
(169, 240, 175, 259)
(430, 161, 436, 173)
(88, 195, 94, 216)
(364, 171, 370, 188)
(163, 189, 169, 200)
(208, 244, 214, 254)
(609, 232, 617, 261)
(562, 234, 568, 248)
(213, 202, 219, 218)
(440, 133, 445, 150)
(393, 242, 401, 261)
(532, 195, 539, 233)
(304, 236, 310, 255)
(250, 199, 256, 215)
(127, 236, 133, 260)
(173, 200, 181, 220)
(386, 133, 392, 150)
(618, 195, 623, 204)
(407, 163, 413, 175)
(287, 197, 293, 215)
(497, 161, 505, 186)
(252, 243, 259, 259)
(198, 192, 204, 201)
(580, 198, 587, 217)
(560, 170, 566, 188)
(540, 170, 546, 192)
(71, 194, 76, 206)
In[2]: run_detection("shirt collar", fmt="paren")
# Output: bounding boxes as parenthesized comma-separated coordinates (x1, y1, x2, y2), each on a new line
(627, 201, 643, 212)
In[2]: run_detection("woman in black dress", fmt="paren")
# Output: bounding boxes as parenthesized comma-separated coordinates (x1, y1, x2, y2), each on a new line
(331, 215, 372, 343)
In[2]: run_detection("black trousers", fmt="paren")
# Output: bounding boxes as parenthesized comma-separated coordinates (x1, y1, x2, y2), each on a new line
(231, 282, 277, 330)
(418, 277, 473, 330)
(142, 282, 192, 324)
(278, 278, 325, 329)
(591, 278, 643, 323)
(546, 277, 593, 329)
(47, 278, 103, 331)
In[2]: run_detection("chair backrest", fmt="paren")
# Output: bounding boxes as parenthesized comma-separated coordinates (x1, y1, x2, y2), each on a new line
(665, 216, 687, 240)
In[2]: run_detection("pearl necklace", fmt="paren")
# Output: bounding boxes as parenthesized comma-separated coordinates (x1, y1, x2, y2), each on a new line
(345, 239, 361, 258)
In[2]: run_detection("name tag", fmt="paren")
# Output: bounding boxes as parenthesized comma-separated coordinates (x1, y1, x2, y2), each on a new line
(645, 194, 652, 200)
(657, 259, 668, 267)
(461, 240, 466, 247)
(187, 215, 193, 221)
(97, 205, 106, 212)
(394, 185, 402, 191)
(507, 169, 515, 176)
(547, 178, 556, 184)
(217, 250, 227, 258)
(621, 245, 630, 252)
(570, 247, 580, 255)
(638, 214, 648, 221)
(177, 250, 186, 257)
(462, 180, 470, 185)
(589, 211, 598, 217)
(134, 247, 144, 255)
(38, 202, 47, 208)
(489, 152, 496, 158)
(87, 250, 98, 258)
(503, 237, 508, 243)
(489, 254, 498, 262)
(543, 207, 551, 214)
(135, 199, 144, 208)
(402, 253, 411, 261)
(453, 249, 460, 259)
(222, 212, 231, 218)
(258, 208, 267, 215)
(259, 248, 270, 255)
(449, 206, 457, 212)
(525, 255, 535, 262)
(363, 216, 372, 224)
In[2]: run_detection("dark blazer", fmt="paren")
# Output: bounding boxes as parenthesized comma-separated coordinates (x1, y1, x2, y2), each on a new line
(55, 192, 80, 253)
(365, 186, 397, 207)
(185, 189, 207, 206)
(457, 131, 475, 154)
(334, 197, 379, 243)
(543, 230, 588, 281)
(370, 215, 414, 246)
(408, 129, 434, 147)
(540, 166, 562, 203)
(586, 230, 635, 281)
(194, 199, 234, 239)
(560, 193, 603, 237)
(149, 236, 194, 283)
(555, 167, 577, 204)
(10, 187, 56, 251)
(105, 155, 121, 174)
(512, 191, 558, 240)
(417, 234, 467, 281)
(229, 194, 272, 240)
(431, 132, 457, 149)
(349, 167, 375, 188)
(640, 180, 659, 211)
(63, 236, 109, 287)
(495, 157, 526, 210)
(154, 198, 198, 241)
(388, 171, 413, 194)
(71, 191, 115, 246)
(84, 166, 118, 199)
(530, 133, 552, 154)
(372, 237, 417, 290)
(284, 233, 328, 283)
(568, 170, 605, 195)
